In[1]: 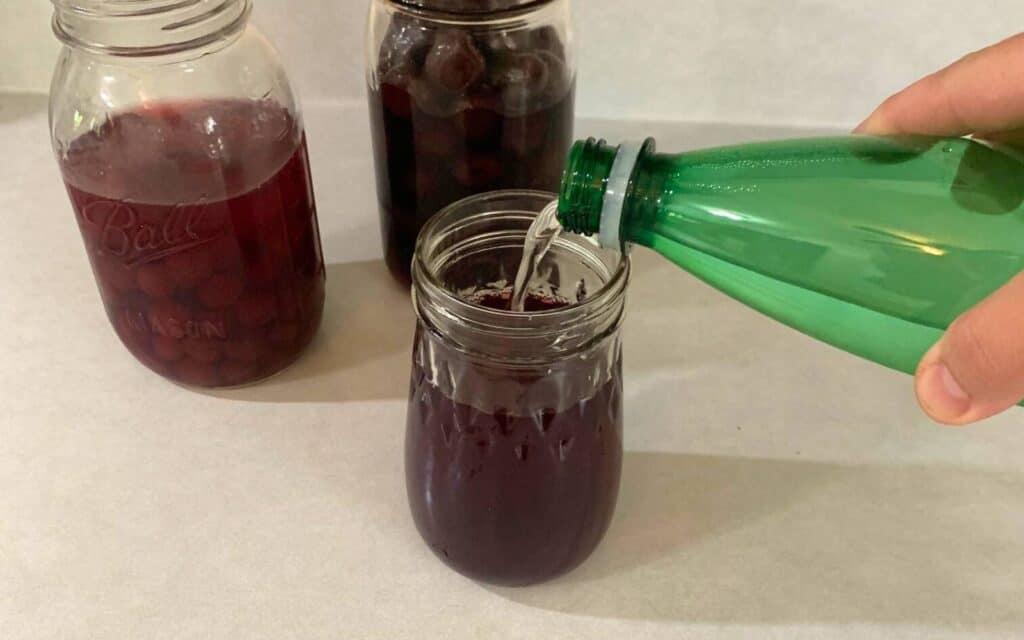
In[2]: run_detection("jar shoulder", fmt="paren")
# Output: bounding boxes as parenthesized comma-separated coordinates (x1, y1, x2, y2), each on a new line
(50, 27, 299, 150)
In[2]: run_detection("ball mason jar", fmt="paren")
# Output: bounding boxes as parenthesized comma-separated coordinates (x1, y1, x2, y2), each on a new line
(50, 0, 326, 388)
(366, 0, 576, 284)
(406, 191, 627, 586)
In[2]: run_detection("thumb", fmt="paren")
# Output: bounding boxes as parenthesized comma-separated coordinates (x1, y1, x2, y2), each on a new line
(916, 271, 1024, 425)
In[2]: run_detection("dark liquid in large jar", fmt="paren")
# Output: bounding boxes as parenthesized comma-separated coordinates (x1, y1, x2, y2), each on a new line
(369, 20, 575, 284)
(60, 100, 325, 387)
(405, 293, 623, 586)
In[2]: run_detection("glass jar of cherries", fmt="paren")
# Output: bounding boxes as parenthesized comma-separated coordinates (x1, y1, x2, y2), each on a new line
(366, 0, 576, 284)
(407, 191, 628, 586)
(50, 0, 326, 388)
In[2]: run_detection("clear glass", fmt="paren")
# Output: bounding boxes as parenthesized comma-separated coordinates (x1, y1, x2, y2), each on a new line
(366, 0, 576, 284)
(407, 190, 628, 586)
(50, 0, 326, 388)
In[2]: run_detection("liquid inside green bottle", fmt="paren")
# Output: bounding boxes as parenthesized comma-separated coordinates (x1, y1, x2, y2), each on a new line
(558, 136, 1024, 376)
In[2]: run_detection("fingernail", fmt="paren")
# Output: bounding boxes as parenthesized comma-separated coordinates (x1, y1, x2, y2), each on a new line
(854, 111, 896, 136)
(853, 112, 880, 134)
(917, 362, 972, 422)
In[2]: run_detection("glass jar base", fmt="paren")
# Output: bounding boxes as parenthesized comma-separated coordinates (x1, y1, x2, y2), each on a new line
(156, 325, 320, 390)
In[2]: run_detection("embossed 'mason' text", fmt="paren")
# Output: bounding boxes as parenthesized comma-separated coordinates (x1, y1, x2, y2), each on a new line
(121, 309, 227, 340)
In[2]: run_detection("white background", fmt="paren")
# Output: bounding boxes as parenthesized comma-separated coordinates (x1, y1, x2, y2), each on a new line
(3, 0, 1023, 127)
(5, 2, 1024, 638)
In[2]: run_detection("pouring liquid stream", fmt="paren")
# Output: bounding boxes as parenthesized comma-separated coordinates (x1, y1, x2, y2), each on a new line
(511, 199, 564, 312)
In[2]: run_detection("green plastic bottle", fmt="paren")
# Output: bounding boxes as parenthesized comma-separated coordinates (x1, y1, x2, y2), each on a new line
(558, 136, 1024, 375)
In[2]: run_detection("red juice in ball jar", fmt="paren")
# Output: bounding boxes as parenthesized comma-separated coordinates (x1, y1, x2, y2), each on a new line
(407, 192, 628, 586)
(366, 0, 576, 284)
(49, 1, 325, 388)
(59, 100, 325, 387)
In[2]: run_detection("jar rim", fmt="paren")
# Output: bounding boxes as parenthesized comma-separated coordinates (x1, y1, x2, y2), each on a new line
(412, 190, 629, 361)
(384, 0, 560, 23)
(53, 1, 207, 18)
(52, 0, 251, 56)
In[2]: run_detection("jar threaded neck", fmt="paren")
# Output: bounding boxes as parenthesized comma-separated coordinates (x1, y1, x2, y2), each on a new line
(52, 0, 250, 56)
(413, 190, 629, 363)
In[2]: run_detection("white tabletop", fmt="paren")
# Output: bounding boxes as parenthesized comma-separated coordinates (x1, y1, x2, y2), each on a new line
(2, 92, 1023, 640)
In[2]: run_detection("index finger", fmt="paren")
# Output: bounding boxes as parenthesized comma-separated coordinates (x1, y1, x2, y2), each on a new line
(856, 33, 1024, 137)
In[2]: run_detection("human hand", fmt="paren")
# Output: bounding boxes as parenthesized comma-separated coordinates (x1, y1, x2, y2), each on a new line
(856, 33, 1024, 425)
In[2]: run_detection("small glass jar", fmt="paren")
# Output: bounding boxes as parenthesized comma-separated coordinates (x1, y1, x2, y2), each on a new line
(50, 0, 326, 388)
(407, 191, 628, 586)
(366, 0, 576, 284)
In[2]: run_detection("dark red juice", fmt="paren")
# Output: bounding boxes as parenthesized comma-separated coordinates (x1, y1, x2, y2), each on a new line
(465, 289, 571, 312)
(405, 293, 623, 586)
(60, 99, 325, 387)
(369, 22, 575, 284)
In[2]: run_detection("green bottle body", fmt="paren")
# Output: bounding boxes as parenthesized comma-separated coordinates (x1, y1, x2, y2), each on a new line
(559, 136, 1024, 375)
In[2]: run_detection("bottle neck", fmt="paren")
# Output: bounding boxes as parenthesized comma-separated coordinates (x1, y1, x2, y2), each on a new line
(558, 137, 658, 248)
(52, 0, 251, 57)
